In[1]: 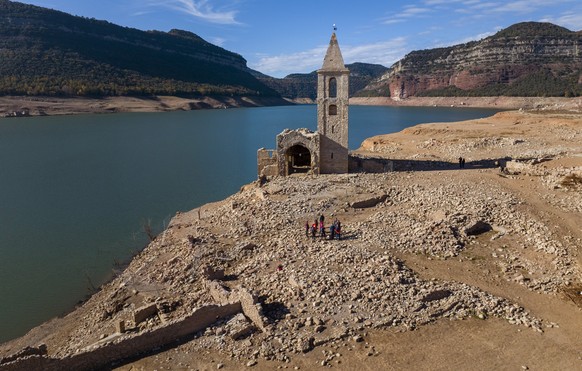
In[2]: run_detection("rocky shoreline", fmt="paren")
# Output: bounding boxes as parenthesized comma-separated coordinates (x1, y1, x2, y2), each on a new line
(350, 96, 582, 111)
(1, 110, 581, 370)
(0, 95, 294, 118)
(2, 95, 582, 118)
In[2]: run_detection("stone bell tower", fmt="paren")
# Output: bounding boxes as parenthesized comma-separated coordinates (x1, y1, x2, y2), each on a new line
(317, 32, 349, 174)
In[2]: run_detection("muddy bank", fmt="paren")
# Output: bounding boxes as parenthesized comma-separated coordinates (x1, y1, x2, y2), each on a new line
(350, 96, 582, 111)
(3, 95, 582, 118)
(0, 95, 294, 118)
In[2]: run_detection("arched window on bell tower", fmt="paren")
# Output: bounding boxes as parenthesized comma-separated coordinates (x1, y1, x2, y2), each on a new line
(329, 77, 337, 98)
(329, 104, 337, 116)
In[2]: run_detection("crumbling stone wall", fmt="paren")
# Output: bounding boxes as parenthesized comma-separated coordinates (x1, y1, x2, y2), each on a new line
(1, 304, 241, 371)
(349, 154, 393, 173)
(276, 129, 320, 176)
(257, 148, 278, 177)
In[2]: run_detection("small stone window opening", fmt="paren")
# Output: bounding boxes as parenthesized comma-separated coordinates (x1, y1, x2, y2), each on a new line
(331, 152, 334, 159)
(329, 104, 337, 116)
(329, 78, 337, 98)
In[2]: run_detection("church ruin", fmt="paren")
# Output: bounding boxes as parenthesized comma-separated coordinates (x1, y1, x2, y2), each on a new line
(257, 32, 350, 176)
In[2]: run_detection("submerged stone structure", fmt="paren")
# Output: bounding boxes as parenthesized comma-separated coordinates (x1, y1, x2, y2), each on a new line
(257, 32, 350, 177)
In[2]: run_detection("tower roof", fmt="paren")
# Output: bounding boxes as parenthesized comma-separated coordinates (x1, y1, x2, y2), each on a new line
(320, 32, 348, 71)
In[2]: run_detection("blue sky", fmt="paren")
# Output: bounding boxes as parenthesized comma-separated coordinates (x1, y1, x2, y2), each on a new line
(17, 0, 582, 77)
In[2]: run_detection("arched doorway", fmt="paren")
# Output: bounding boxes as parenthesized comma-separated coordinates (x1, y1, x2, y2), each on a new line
(286, 145, 311, 175)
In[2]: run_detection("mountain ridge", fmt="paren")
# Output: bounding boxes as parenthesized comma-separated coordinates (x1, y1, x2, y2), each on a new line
(258, 62, 389, 99)
(1, 1, 581, 101)
(0, 0, 277, 97)
(360, 22, 582, 98)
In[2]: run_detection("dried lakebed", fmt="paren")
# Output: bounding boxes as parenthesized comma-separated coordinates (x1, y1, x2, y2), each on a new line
(1, 110, 581, 370)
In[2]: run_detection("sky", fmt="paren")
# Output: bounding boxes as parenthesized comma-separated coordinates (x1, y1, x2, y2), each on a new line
(16, 0, 582, 78)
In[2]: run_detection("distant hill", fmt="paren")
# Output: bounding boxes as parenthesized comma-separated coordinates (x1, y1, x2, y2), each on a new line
(360, 22, 582, 98)
(258, 63, 389, 99)
(0, 0, 277, 97)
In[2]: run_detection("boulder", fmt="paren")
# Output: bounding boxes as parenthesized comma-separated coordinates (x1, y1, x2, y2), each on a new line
(350, 194, 388, 209)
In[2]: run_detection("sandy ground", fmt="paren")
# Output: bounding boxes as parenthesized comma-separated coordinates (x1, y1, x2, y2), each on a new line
(1, 108, 581, 371)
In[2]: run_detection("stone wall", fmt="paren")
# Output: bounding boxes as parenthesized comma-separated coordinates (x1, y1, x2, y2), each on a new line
(320, 136, 349, 173)
(1, 304, 241, 371)
(317, 71, 350, 174)
(257, 148, 278, 177)
(276, 129, 320, 176)
(349, 155, 393, 173)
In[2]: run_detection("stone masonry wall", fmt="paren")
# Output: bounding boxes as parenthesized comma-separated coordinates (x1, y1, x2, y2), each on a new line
(1, 303, 241, 371)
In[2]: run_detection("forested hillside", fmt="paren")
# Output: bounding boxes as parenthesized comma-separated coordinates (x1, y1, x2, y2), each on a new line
(258, 63, 389, 99)
(0, 0, 277, 97)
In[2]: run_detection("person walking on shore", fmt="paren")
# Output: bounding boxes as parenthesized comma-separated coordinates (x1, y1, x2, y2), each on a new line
(319, 219, 326, 238)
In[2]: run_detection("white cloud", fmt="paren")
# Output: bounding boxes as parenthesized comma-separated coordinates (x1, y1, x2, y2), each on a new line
(423, 0, 577, 17)
(382, 5, 432, 25)
(250, 47, 327, 77)
(146, 0, 240, 25)
(435, 30, 497, 48)
(343, 38, 408, 66)
(541, 12, 582, 31)
(250, 38, 408, 78)
(209, 36, 226, 46)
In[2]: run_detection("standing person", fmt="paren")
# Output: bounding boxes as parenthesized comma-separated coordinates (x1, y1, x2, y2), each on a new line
(319, 214, 325, 225)
(311, 222, 317, 240)
(461, 157, 466, 168)
(459, 157, 463, 169)
(305, 221, 309, 237)
(336, 220, 342, 240)
(329, 223, 336, 240)
(319, 219, 326, 238)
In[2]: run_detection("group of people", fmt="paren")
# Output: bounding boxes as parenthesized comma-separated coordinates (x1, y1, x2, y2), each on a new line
(306, 214, 342, 240)
(458, 157, 467, 169)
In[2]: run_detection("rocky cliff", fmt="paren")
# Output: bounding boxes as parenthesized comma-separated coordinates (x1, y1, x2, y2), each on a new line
(362, 22, 582, 99)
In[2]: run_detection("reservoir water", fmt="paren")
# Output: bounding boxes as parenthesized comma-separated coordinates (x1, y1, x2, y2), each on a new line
(0, 104, 500, 343)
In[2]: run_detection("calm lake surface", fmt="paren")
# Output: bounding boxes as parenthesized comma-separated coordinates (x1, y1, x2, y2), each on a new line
(0, 104, 501, 342)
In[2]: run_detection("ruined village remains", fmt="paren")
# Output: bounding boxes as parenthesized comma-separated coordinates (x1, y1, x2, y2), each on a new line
(258, 32, 350, 176)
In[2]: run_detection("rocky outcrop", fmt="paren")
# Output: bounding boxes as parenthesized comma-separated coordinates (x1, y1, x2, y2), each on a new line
(362, 22, 582, 99)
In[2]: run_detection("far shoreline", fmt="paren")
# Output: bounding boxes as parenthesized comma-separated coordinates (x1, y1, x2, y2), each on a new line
(350, 96, 582, 111)
(1, 95, 582, 118)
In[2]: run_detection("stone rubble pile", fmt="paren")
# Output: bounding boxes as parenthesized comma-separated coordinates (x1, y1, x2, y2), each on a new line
(37, 170, 579, 364)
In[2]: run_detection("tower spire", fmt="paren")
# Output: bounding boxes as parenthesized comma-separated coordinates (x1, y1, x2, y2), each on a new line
(320, 31, 347, 71)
